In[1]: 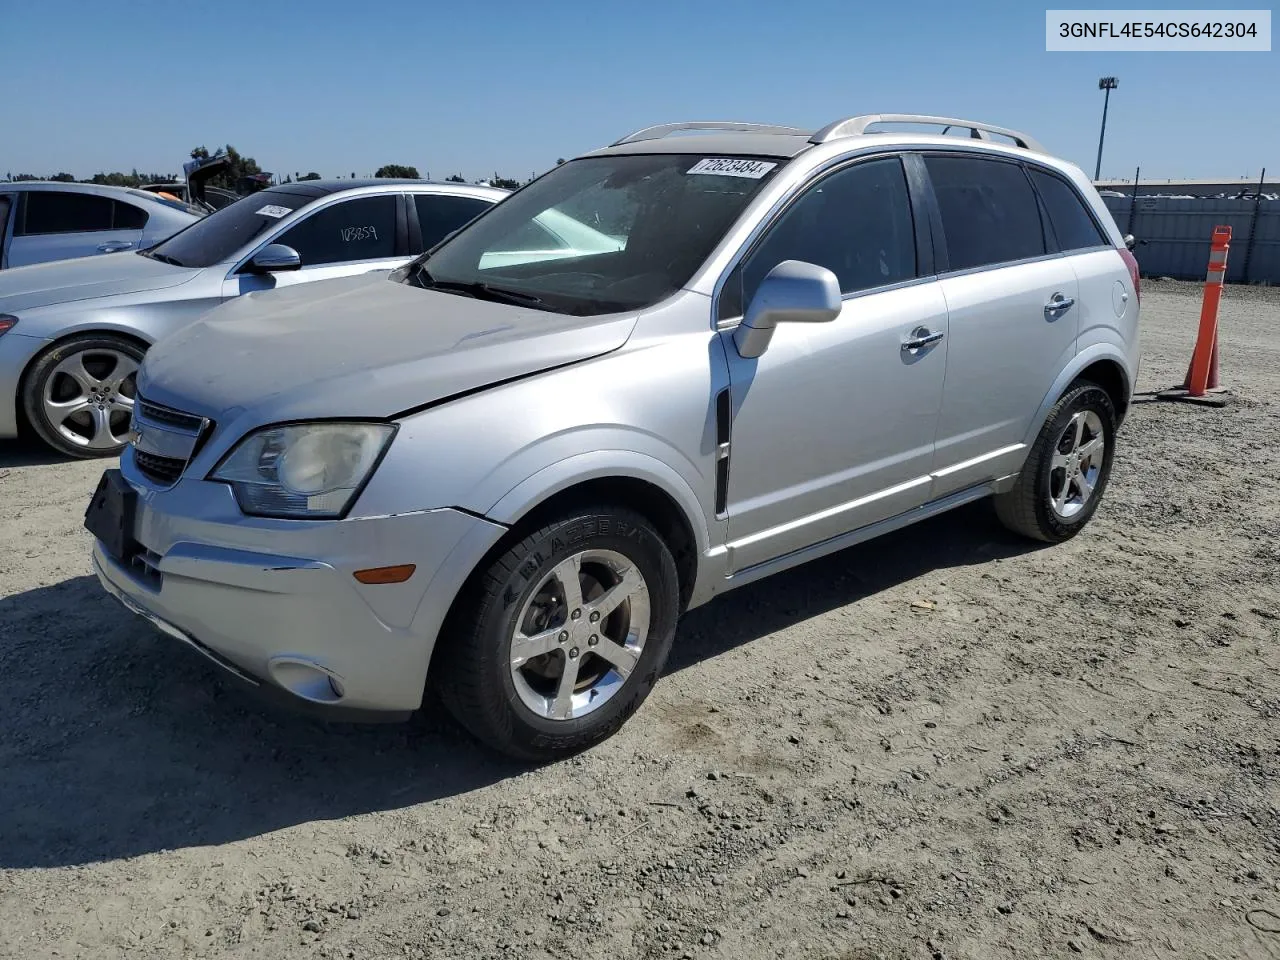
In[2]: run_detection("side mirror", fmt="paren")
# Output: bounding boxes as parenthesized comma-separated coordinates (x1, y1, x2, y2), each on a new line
(249, 243, 302, 272)
(1123, 234, 1137, 251)
(733, 260, 842, 359)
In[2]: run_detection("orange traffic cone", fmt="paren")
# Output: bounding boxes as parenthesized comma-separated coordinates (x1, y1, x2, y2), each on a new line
(1159, 225, 1231, 407)
(1179, 328, 1219, 391)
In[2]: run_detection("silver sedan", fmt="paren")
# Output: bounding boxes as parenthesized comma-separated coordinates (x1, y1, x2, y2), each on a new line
(1, 181, 203, 269)
(0, 179, 506, 457)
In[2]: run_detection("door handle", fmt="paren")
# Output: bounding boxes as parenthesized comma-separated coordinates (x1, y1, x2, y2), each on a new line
(902, 329, 945, 352)
(97, 241, 135, 253)
(1044, 293, 1075, 316)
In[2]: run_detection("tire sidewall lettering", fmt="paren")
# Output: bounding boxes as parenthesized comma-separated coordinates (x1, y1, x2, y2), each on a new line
(500, 515, 652, 612)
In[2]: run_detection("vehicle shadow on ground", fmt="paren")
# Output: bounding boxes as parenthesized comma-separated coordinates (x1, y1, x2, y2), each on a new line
(0, 500, 1041, 869)
(0, 437, 73, 468)
(667, 499, 1036, 672)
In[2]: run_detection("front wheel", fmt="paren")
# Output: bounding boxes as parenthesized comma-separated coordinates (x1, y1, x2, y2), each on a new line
(22, 333, 143, 458)
(994, 380, 1117, 543)
(433, 506, 680, 761)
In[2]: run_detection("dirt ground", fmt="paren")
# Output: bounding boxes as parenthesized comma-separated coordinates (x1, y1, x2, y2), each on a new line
(1, 281, 1278, 960)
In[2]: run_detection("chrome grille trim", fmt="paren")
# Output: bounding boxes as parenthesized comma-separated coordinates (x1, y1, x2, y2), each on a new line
(133, 450, 186, 486)
(137, 398, 205, 432)
(130, 394, 213, 488)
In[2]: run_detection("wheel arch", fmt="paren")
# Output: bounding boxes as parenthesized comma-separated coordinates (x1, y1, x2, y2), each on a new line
(1024, 345, 1133, 448)
(15, 328, 152, 433)
(485, 453, 712, 613)
(1074, 357, 1131, 425)
(418, 462, 710, 701)
(502, 476, 700, 612)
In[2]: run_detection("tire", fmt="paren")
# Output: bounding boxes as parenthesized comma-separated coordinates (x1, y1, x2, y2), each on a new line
(994, 380, 1117, 543)
(22, 333, 144, 459)
(434, 506, 680, 762)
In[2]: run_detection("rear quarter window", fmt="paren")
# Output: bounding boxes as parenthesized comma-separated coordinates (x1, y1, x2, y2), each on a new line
(1028, 169, 1109, 252)
(112, 200, 149, 231)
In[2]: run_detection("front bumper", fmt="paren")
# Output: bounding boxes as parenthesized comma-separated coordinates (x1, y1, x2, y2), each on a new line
(0, 332, 52, 438)
(91, 458, 508, 715)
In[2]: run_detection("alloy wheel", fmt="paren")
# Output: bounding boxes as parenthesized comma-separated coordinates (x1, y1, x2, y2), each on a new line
(1049, 409, 1106, 519)
(41, 349, 138, 451)
(509, 549, 651, 721)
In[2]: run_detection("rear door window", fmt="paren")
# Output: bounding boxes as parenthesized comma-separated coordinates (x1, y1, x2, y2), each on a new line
(19, 191, 115, 235)
(275, 195, 397, 265)
(1027, 169, 1108, 252)
(924, 155, 1046, 271)
(414, 194, 493, 250)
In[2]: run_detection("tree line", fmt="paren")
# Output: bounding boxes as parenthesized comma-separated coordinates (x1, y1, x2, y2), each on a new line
(4, 146, 546, 192)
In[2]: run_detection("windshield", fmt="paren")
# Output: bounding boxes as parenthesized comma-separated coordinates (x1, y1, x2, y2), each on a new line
(143, 189, 310, 268)
(404, 154, 783, 315)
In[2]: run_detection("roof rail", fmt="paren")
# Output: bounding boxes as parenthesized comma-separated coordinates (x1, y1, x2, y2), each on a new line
(809, 114, 1045, 153)
(611, 121, 811, 147)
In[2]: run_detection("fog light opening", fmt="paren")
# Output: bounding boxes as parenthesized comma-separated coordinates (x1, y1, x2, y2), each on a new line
(268, 657, 346, 704)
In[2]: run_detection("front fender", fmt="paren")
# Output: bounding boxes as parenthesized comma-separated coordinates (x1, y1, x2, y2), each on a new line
(486, 447, 714, 560)
(10, 292, 222, 345)
(1023, 341, 1134, 447)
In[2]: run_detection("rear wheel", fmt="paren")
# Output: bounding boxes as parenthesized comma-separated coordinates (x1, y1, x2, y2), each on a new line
(22, 334, 143, 458)
(434, 506, 679, 761)
(994, 380, 1116, 543)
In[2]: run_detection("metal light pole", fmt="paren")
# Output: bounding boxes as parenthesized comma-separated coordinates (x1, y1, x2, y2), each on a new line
(1094, 76, 1118, 180)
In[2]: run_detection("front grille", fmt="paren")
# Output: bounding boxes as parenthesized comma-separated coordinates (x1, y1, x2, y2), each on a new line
(131, 394, 214, 487)
(134, 449, 186, 485)
(137, 397, 206, 432)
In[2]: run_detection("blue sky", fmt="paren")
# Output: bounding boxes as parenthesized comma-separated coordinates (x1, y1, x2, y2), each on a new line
(3, 0, 1275, 182)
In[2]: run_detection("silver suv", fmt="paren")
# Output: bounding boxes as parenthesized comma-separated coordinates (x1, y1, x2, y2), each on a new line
(86, 114, 1141, 760)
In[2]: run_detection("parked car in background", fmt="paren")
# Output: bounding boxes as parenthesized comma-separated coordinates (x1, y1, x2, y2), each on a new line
(140, 182, 241, 211)
(138, 155, 242, 212)
(0, 179, 507, 456)
(85, 114, 1140, 760)
(0, 182, 203, 270)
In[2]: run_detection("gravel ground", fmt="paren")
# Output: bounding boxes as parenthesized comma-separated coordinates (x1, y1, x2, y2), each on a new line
(2, 280, 1278, 960)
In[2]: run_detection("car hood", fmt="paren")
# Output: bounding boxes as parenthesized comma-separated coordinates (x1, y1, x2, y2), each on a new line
(0, 252, 199, 313)
(139, 273, 640, 427)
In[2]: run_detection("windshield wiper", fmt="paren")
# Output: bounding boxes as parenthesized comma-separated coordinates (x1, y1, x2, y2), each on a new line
(416, 272, 544, 308)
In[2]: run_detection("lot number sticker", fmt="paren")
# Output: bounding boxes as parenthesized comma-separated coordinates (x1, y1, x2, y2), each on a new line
(687, 158, 777, 179)
(255, 204, 293, 218)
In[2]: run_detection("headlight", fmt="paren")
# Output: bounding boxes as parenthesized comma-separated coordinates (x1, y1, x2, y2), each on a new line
(210, 422, 396, 519)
